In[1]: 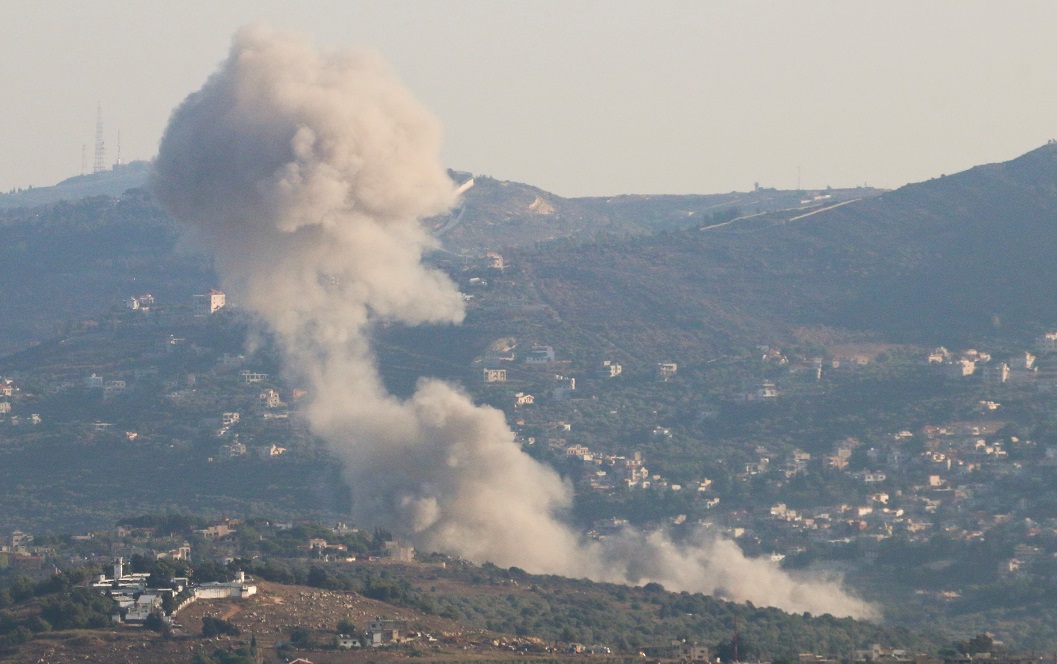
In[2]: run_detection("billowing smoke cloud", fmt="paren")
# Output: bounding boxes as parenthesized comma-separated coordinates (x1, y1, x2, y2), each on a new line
(152, 24, 874, 620)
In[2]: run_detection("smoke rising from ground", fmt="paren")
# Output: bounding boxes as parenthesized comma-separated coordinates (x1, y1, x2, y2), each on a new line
(151, 24, 875, 620)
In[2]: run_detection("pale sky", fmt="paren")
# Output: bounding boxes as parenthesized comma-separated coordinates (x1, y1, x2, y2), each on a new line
(2, 1, 1056, 197)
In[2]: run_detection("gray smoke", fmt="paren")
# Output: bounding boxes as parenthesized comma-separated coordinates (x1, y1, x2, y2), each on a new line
(152, 24, 875, 620)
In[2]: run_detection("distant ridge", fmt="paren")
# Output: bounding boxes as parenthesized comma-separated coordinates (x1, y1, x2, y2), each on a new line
(0, 159, 881, 246)
(434, 173, 883, 253)
(0, 160, 150, 209)
(514, 142, 1057, 355)
(2, 145, 1054, 355)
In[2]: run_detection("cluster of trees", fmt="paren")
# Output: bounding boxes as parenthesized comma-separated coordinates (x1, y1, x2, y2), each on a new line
(0, 191, 213, 355)
(0, 516, 1025, 662)
(118, 514, 210, 535)
(0, 570, 111, 647)
(190, 646, 256, 664)
(98, 538, 943, 660)
(201, 616, 240, 638)
(287, 561, 934, 659)
(38, 587, 112, 630)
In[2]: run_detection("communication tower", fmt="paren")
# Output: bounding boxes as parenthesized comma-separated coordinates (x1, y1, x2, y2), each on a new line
(93, 103, 106, 173)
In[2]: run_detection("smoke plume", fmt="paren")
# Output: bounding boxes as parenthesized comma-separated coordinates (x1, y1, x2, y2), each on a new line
(152, 24, 874, 619)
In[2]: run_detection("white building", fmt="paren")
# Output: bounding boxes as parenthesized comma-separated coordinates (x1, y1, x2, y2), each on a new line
(657, 362, 678, 380)
(949, 359, 976, 377)
(241, 371, 268, 384)
(126, 294, 154, 311)
(524, 345, 556, 364)
(338, 635, 361, 649)
(485, 251, 505, 270)
(383, 540, 415, 562)
(194, 580, 257, 599)
(259, 389, 282, 408)
(553, 374, 576, 399)
(514, 392, 535, 407)
(482, 368, 507, 383)
(367, 618, 408, 646)
(193, 289, 226, 315)
(597, 360, 623, 378)
(125, 594, 162, 622)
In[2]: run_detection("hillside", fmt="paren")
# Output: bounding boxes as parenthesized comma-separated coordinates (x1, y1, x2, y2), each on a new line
(0, 168, 878, 355)
(0, 161, 150, 209)
(6, 147, 1057, 652)
(433, 173, 881, 253)
(0, 558, 936, 664)
(0, 188, 213, 355)
(804, 144, 1057, 340)
(0, 180, 886, 365)
(509, 143, 1057, 360)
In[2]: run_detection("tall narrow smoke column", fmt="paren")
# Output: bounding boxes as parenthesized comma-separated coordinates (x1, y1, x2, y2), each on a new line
(152, 24, 874, 619)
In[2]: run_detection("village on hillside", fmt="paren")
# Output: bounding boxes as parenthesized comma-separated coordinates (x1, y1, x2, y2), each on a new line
(5, 253, 1057, 656)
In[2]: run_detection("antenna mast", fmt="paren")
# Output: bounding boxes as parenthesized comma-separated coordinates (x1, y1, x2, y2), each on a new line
(116, 130, 122, 167)
(93, 103, 106, 173)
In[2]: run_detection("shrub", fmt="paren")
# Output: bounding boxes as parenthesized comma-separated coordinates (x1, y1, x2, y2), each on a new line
(201, 616, 240, 638)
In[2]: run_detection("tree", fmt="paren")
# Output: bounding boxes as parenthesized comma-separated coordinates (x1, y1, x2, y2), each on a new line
(33, 573, 69, 596)
(0, 626, 31, 647)
(336, 617, 357, 634)
(191, 647, 255, 664)
(306, 566, 331, 589)
(361, 576, 408, 602)
(372, 527, 393, 552)
(8, 575, 35, 602)
(716, 633, 755, 663)
(191, 560, 230, 584)
(24, 615, 51, 633)
(289, 625, 313, 648)
(202, 616, 240, 638)
(958, 634, 994, 655)
(39, 587, 112, 629)
(144, 611, 167, 633)
(147, 560, 178, 589)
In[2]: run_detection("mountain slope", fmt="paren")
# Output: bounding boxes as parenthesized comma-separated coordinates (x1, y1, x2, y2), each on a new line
(0, 161, 150, 209)
(0, 145, 1052, 358)
(434, 173, 881, 253)
(0, 188, 214, 354)
(512, 143, 1057, 357)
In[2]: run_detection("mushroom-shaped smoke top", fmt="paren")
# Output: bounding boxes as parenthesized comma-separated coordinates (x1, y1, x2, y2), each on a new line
(152, 23, 463, 331)
(151, 24, 877, 621)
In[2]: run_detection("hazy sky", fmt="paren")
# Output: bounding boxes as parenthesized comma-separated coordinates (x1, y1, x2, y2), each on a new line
(2, 1, 1056, 197)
